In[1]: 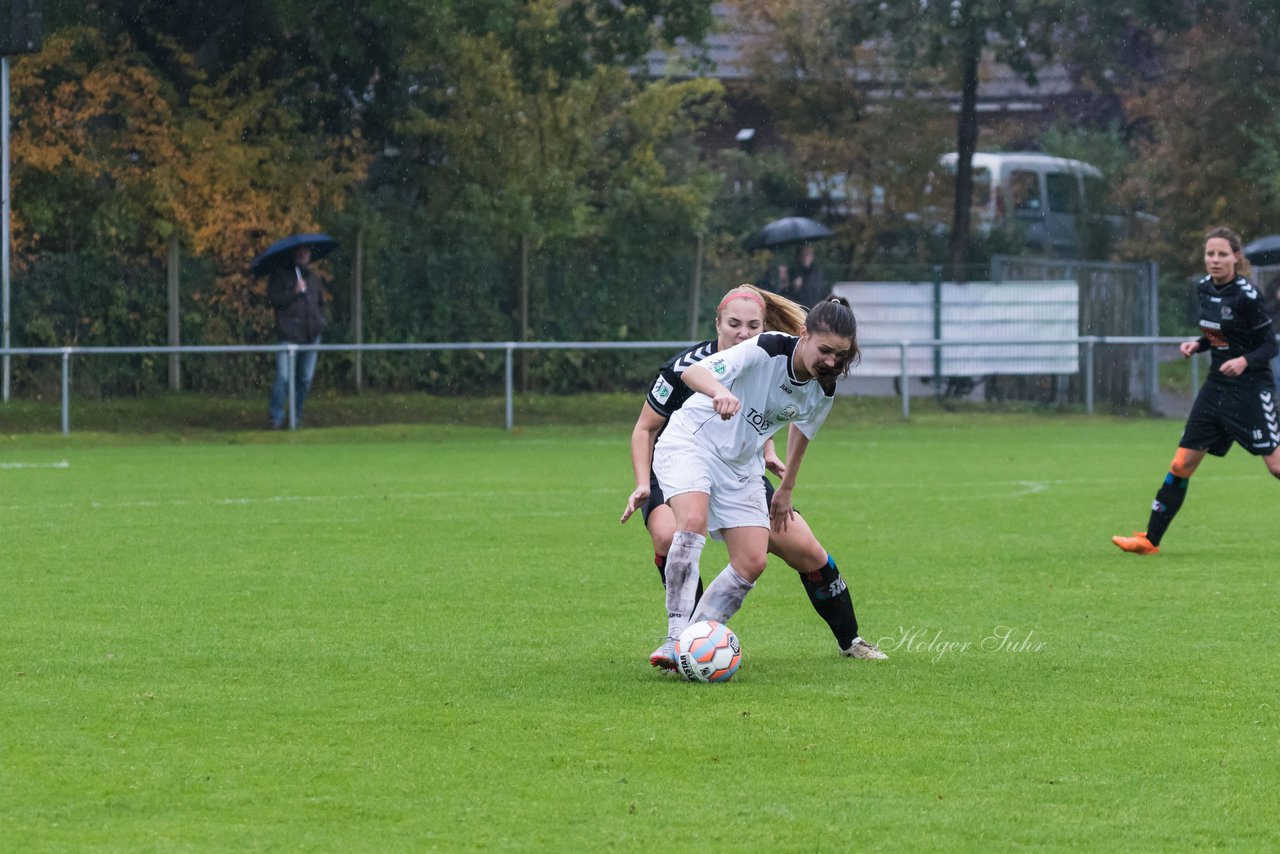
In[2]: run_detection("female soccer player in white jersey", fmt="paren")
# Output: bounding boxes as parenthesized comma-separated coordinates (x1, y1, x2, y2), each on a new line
(646, 296, 862, 668)
(621, 285, 886, 668)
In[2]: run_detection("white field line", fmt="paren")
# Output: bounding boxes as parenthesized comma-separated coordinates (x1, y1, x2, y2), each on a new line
(1, 473, 1267, 514)
(0, 460, 70, 469)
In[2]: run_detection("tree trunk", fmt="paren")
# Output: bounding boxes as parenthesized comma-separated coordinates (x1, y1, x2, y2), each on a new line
(949, 26, 982, 284)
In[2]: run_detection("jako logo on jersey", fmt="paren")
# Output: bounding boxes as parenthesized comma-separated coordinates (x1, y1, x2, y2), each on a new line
(777, 404, 800, 421)
(651, 376, 672, 402)
(745, 407, 774, 434)
(778, 382, 793, 395)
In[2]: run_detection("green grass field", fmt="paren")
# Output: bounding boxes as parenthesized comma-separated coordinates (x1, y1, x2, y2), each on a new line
(3, 409, 1278, 851)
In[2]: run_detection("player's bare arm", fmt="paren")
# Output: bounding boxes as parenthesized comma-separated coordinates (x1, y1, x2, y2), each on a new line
(621, 403, 667, 524)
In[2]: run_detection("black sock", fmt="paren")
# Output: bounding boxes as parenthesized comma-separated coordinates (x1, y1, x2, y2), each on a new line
(656, 553, 703, 605)
(1145, 472, 1189, 546)
(798, 554, 859, 649)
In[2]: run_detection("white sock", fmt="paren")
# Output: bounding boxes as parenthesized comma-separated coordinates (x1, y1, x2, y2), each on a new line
(664, 531, 706, 640)
(691, 564, 755, 625)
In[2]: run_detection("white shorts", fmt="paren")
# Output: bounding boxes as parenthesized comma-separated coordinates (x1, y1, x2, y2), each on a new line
(652, 442, 768, 535)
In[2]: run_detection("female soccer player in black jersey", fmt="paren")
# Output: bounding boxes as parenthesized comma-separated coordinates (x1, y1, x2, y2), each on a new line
(620, 284, 885, 665)
(1113, 227, 1280, 555)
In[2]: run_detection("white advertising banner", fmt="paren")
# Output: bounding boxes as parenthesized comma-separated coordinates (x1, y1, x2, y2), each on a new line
(832, 280, 1080, 377)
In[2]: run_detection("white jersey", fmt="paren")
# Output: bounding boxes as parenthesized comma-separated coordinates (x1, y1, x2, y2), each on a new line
(654, 332, 834, 477)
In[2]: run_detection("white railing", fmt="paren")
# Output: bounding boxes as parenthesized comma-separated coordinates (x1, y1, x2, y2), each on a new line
(0, 336, 1214, 433)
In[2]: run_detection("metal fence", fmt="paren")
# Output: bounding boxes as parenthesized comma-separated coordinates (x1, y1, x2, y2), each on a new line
(0, 336, 1211, 434)
(991, 255, 1160, 409)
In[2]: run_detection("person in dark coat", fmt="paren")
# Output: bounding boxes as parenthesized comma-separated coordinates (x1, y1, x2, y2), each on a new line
(267, 244, 326, 428)
(790, 243, 828, 309)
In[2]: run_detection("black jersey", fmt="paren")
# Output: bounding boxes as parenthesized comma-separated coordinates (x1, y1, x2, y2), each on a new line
(645, 339, 718, 418)
(1194, 275, 1278, 386)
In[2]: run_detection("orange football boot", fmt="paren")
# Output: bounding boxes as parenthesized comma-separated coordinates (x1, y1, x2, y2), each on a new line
(1111, 532, 1159, 555)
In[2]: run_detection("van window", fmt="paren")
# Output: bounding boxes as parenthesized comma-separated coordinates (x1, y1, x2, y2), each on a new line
(970, 167, 991, 210)
(1010, 170, 1040, 211)
(1046, 172, 1081, 214)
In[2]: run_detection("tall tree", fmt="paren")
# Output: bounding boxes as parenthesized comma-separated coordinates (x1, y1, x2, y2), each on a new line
(733, 0, 953, 266)
(846, 0, 1068, 280)
(1121, 12, 1280, 273)
(10, 26, 366, 346)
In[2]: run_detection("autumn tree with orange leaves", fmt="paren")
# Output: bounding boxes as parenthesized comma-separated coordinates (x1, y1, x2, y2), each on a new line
(9, 27, 366, 359)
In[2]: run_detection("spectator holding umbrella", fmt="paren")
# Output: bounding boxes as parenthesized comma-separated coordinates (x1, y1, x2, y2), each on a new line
(746, 217, 833, 305)
(252, 233, 336, 429)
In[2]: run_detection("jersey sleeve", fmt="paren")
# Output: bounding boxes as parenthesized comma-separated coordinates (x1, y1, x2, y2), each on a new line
(696, 336, 768, 387)
(1241, 281, 1279, 367)
(792, 394, 834, 441)
(645, 364, 684, 418)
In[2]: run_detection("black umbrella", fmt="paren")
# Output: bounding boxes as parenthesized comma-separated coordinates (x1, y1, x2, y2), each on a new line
(250, 233, 338, 276)
(1243, 234, 1280, 267)
(744, 216, 834, 251)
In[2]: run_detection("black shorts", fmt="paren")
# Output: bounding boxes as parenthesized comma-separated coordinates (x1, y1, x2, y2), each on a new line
(1180, 380, 1280, 457)
(641, 475, 783, 526)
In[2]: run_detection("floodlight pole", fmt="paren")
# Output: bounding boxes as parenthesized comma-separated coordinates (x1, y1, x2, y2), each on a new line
(2, 56, 11, 403)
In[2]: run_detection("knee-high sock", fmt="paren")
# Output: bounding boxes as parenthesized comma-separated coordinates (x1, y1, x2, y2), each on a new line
(664, 531, 706, 640)
(655, 553, 704, 605)
(1146, 472, 1189, 546)
(798, 554, 859, 650)
(691, 564, 755, 625)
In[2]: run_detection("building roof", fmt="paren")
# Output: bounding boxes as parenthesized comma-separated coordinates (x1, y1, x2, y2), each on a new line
(644, 4, 1077, 114)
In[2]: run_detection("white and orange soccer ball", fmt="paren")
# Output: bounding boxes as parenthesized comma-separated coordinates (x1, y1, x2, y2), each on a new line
(675, 620, 742, 683)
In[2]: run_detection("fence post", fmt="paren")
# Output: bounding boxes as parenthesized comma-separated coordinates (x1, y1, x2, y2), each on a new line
(167, 233, 181, 391)
(1145, 261, 1160, 409)
(899, 340, 910, 419)
(689, 233, 704, 339)
(505, 343, 514, 431)
(60, 348, 70, 435)
(931, 265, 943, 401)
(287, 345, 297, 430)
(520, 235, 530, 394)
(353, 224, 364, 393)
(1084, 338, 1095, 414)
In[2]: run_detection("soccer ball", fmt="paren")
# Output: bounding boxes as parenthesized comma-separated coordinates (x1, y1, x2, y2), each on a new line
(675, 620, 741, 683)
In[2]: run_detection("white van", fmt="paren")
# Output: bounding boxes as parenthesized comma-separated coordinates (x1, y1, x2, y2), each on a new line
(933, 152, 1125, 256)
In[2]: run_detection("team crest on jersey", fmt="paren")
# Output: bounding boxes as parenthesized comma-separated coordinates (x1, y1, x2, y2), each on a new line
(1221, 306, 1233, 320)
(651, 376, 673, 402)
(708, 358, 727, 376)
(777, 404, 800, 421)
